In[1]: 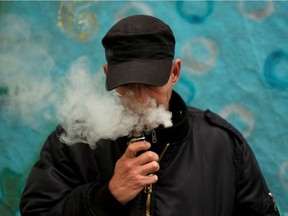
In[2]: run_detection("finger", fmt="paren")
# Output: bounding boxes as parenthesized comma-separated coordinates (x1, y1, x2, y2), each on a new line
(139, 160, 160, 175)
(135, 151, 159, 166)
(125, 141, 151, 158)
(141, 174, 158, 185)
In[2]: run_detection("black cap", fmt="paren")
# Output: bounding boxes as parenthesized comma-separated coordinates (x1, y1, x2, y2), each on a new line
(102, 15, 175, 91)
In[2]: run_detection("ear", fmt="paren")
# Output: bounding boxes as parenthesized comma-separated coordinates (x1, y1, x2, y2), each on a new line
(103, 64, 108, 76)
(171, 58, 181, 85)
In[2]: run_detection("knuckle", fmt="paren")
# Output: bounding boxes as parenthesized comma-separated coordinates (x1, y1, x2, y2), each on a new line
(152, 161, 160, 170)
(125, 162, 135, 171)
(148, 162, 159, 173)
(146, 151, 158, 161)
(153, 175, 158, 183)
(120, 160, 134, 171)
(127, 145, 136, 155)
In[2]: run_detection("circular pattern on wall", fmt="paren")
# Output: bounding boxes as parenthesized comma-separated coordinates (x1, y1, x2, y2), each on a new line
(181, 37, 218, 74)
(57, 1, 99, 41)
(176, 0, 214, 24)
(263, 50, 288, 89)
(218, 104, 255, 138)
(238, 0, 274, 21)
(115, 2, 153, 21)
(279, 160, 288, 189)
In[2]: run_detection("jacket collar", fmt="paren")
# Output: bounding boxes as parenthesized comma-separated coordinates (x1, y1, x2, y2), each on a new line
(145, 90, 189, 145)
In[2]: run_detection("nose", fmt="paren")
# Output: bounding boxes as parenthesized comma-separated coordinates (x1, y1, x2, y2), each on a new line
(130, 84, 149, 104)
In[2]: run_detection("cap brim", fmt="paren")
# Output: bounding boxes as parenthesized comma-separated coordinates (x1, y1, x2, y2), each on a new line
(106, 59, 173, 91)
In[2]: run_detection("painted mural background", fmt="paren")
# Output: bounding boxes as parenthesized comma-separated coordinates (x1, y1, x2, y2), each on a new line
(0, 1, 287, 215)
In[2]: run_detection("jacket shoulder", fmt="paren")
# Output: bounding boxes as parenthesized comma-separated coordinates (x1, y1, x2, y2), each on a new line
(188, 107, 245, 144)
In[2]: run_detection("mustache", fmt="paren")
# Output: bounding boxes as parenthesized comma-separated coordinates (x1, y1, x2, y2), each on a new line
(120, 91, 173, 137)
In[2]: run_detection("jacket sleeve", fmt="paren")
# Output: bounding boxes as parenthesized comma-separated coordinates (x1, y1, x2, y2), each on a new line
(204, 110, 280, 216)
(20, 127, 123, 216)
(233, 139, 280, 216)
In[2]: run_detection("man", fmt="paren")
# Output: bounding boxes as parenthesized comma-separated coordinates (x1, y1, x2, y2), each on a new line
(20, 15, 279, 216)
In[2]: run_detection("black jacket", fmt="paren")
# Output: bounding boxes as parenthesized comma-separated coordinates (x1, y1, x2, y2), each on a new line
(20, 91, 279, 216)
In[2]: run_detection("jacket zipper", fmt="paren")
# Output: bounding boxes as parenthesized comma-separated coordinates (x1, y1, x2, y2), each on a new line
(268, 192, 278, 213)
(152, 130, 157, 143)
(144, 183, 153, 216)
(144, 136, 170, 216)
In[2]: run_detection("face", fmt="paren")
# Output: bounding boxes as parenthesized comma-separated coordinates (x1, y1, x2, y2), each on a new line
(104, 59, 181, 111)
(116, 82, 172, 111)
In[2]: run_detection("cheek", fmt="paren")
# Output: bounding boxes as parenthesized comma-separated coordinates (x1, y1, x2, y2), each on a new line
(153, 89, 172, 109)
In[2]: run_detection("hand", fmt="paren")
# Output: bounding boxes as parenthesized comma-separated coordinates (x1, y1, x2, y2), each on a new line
(108, 141, 159, 204)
